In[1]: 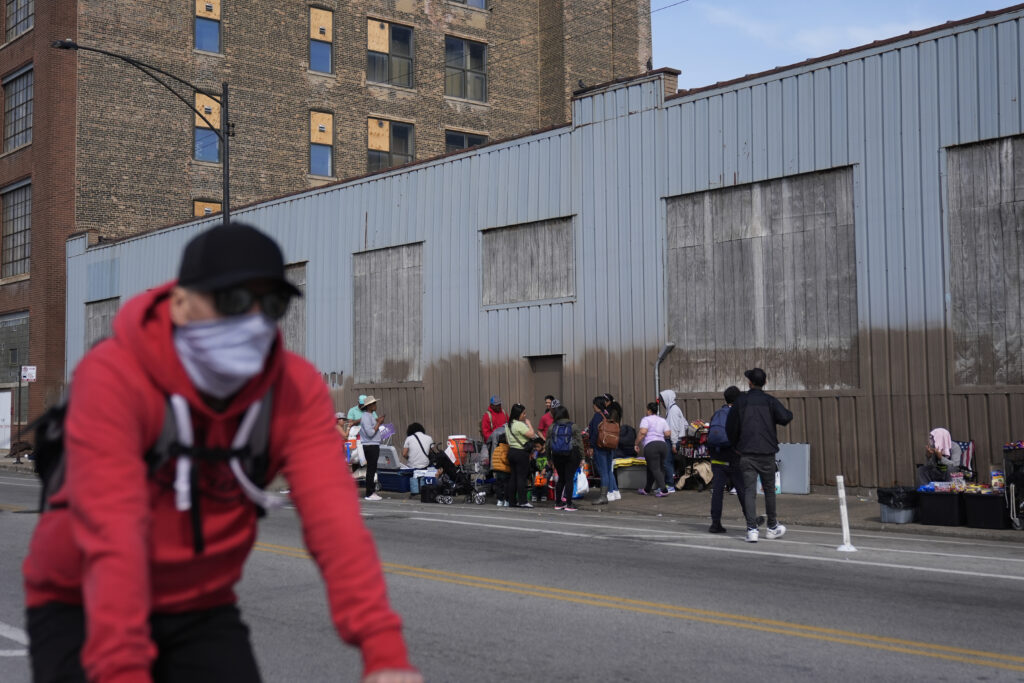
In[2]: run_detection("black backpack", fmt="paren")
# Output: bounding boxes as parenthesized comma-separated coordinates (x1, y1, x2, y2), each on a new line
(29, 390, 277, 555)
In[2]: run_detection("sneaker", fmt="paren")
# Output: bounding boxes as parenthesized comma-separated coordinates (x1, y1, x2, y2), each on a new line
(501, 500, 510, 507)
(637, 488, 649, 496)
(564, 504, 578, 511)
(708, 523, 727, 534)
(519, 502, 534, 509)
(728, 488, 737, 495)
(746, 528, 759, 543)
(610, 490, 621, 501)
(655, 490, 668, 498)
(364, 494, 382, 501)
(554, 504, 566, 510)
(766, 524, 787, 539)
(496, 500, 504, 507)
(666, 486, 676, 493)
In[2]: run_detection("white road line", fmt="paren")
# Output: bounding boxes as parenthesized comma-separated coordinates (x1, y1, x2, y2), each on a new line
(0, 650, 26, 657)
(0, 481, 39, 487)
(403, 513, 1024, 579)
(0, 620, 28, 646)
(400, 508, 1024, 562)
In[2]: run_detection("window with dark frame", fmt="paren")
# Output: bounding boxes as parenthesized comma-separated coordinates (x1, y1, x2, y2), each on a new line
(194, 1, 221, 53)
(367, 118, 414, 172)
(366, 20, 413, 88)
(3, 67, 32, 152)
(4, 0, 33, 42)
(1, 182, 30, 278)
(193, 93, 221, 163)
(309, 8, 333, 73)
(310, 111, 333, 177)
(445, 35, 487, 102)
(445, 130, 486, 153)
(7, 348, 16, 365)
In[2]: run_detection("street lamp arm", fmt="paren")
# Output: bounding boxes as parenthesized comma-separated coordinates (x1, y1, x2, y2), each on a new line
(51, 40, 224, 141)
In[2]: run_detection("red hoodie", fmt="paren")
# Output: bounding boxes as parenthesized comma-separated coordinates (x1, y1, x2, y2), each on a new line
(480, 405, 508, 441)
(23, 284, 412, 682)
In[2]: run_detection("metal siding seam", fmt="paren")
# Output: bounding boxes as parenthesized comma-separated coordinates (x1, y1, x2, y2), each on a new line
(977, 25, 1000, 139)
(958, 29, 980, 142)
(723, 91, 738, 186)
(900, 45, 927, 329)
(666, 105, 681, 195)
(737, 88, 753, 184)
(882, 50, 908, 337)
(798, 72, 815, 173)
(862, 55, 886, 331)
(695, 98, 709, 191)
(766, 80, 783, 178)
(830, 64, 849, 166)
(751, 84, 768, 181)
(708, 95, 724, 188)
(937, 36, 961, 146)
(997, 21, 1020, 138)
(814, 69, 831, 170)
(782, 76, 800, 175)
(681, 102, 696, 193)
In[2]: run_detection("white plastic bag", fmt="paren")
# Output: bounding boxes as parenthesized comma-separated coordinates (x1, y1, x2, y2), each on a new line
(573, 466, 589, 498)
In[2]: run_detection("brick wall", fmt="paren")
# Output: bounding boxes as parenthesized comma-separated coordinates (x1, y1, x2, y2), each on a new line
(74, 0, 651, 239)
(0, 1, 78, 422)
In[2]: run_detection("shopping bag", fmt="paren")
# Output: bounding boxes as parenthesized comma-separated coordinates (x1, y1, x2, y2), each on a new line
(572, 466, 589, 498)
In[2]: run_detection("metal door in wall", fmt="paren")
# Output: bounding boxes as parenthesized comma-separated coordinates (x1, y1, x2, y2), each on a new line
(0, 390, 10, 450)
(528, 356, 563, 420)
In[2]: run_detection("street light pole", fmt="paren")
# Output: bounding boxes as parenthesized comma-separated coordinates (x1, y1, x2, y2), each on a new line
(52, 39, 232, 226)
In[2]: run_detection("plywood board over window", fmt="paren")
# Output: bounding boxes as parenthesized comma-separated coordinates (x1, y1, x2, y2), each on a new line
(84, 298, 119, 350)
(367, 117, 389, 151)
(195, 0, 220, 19)
(194, 93, 220, 128)
(665, 167, 859, 392)
(948, 135, 1024, 386)
(310, 7, 332, 39)
(367, 19, 388, 52)
(481, 217, 574, 306)
(353, 243, 422, 382)
(281, 263, 306, 355)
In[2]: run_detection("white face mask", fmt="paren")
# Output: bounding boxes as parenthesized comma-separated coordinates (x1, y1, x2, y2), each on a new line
(173, 313, 278, 399)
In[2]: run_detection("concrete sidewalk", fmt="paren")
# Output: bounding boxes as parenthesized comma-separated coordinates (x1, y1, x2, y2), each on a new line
(5, 456, 1021, 543)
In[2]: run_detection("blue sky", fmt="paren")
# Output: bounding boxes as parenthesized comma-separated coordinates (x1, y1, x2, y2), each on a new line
(651, 1, 1012, 90)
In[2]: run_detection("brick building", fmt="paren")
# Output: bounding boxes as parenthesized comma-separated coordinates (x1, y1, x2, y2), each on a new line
(0, 0, 651, 434)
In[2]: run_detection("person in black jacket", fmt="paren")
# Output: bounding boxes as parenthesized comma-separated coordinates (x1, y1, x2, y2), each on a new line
(725, 368, 793, 543)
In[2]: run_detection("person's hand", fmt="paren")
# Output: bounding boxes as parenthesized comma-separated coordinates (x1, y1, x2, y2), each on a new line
(363, 670, 423, 683)
(634, 444, 640, 454)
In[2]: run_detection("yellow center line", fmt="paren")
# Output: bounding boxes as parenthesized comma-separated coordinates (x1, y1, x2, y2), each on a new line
(253, 542, 1024, 673)
(0, 503, 25, 512)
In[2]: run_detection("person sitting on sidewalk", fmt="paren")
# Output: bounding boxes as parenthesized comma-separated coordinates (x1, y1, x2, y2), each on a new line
(726, 367, 793, 543)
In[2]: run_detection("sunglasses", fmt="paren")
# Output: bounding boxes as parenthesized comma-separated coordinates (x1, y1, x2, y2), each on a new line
(213, 286, 292, 320)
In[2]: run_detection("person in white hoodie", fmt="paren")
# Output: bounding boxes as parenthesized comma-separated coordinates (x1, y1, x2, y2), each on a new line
(658, 389, 688, 492)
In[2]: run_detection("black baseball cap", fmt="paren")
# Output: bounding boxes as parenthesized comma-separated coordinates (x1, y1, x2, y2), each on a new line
(744, 367, 767, 387)
(177, 222, 302, 297)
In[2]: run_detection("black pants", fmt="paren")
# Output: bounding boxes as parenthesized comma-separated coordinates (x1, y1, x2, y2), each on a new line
(363, 443, 380, 497)
(741, 454, 778, 529)
(506, 447, 531, 506)
(552, 452, 582, 504)
(710, 461, 748, 523)
(643, 441, 668, 493)
(27, 602, 262, 683)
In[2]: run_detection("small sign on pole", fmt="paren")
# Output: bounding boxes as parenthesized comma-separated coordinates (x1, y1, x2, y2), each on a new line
(20, 365, 36, 382)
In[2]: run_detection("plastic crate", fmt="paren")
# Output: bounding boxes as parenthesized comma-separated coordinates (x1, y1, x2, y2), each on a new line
(879, 503, 915, 524)
(917, 492, 965, 526)
(963, 493, 1011, 529)
(615, 465, 646, 490)
(378, 470, 412, 493)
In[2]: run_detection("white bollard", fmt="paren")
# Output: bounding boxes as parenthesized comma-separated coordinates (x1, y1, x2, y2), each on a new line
(836, 475, 858, 552)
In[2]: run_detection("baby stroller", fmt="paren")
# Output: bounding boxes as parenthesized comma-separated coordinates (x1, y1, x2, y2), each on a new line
(1005, 446, 1024, 530)
(428, 443, 487, 505)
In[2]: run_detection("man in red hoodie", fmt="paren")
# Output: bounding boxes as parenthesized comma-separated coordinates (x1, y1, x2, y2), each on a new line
(480, 395, 508, 442)
(22, 223, 421, 683)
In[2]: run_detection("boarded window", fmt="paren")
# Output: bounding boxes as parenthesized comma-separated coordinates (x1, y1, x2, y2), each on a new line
(481, 218, 574, 306)
(281, 263, 306, 355)
(84, 298, 118, 350)
(665, 168, 858, 392)
(353, 243, 422, 382)
(948, 136, 1024, 386)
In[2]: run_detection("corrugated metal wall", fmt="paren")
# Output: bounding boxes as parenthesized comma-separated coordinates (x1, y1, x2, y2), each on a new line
(65, 9, 1024, 486)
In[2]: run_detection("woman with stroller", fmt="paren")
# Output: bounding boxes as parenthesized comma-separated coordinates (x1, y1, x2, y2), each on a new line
(506, 403, 538, 508)
(544, 405, 584, 511)
(635, 401, 672, 497)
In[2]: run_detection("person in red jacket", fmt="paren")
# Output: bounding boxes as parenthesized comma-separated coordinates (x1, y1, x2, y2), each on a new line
(22, 223, 421, 683)
(480, 395, 508, 441)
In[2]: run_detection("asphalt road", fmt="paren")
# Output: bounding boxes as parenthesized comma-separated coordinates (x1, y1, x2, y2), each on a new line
(2, 472, 1024, 682)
